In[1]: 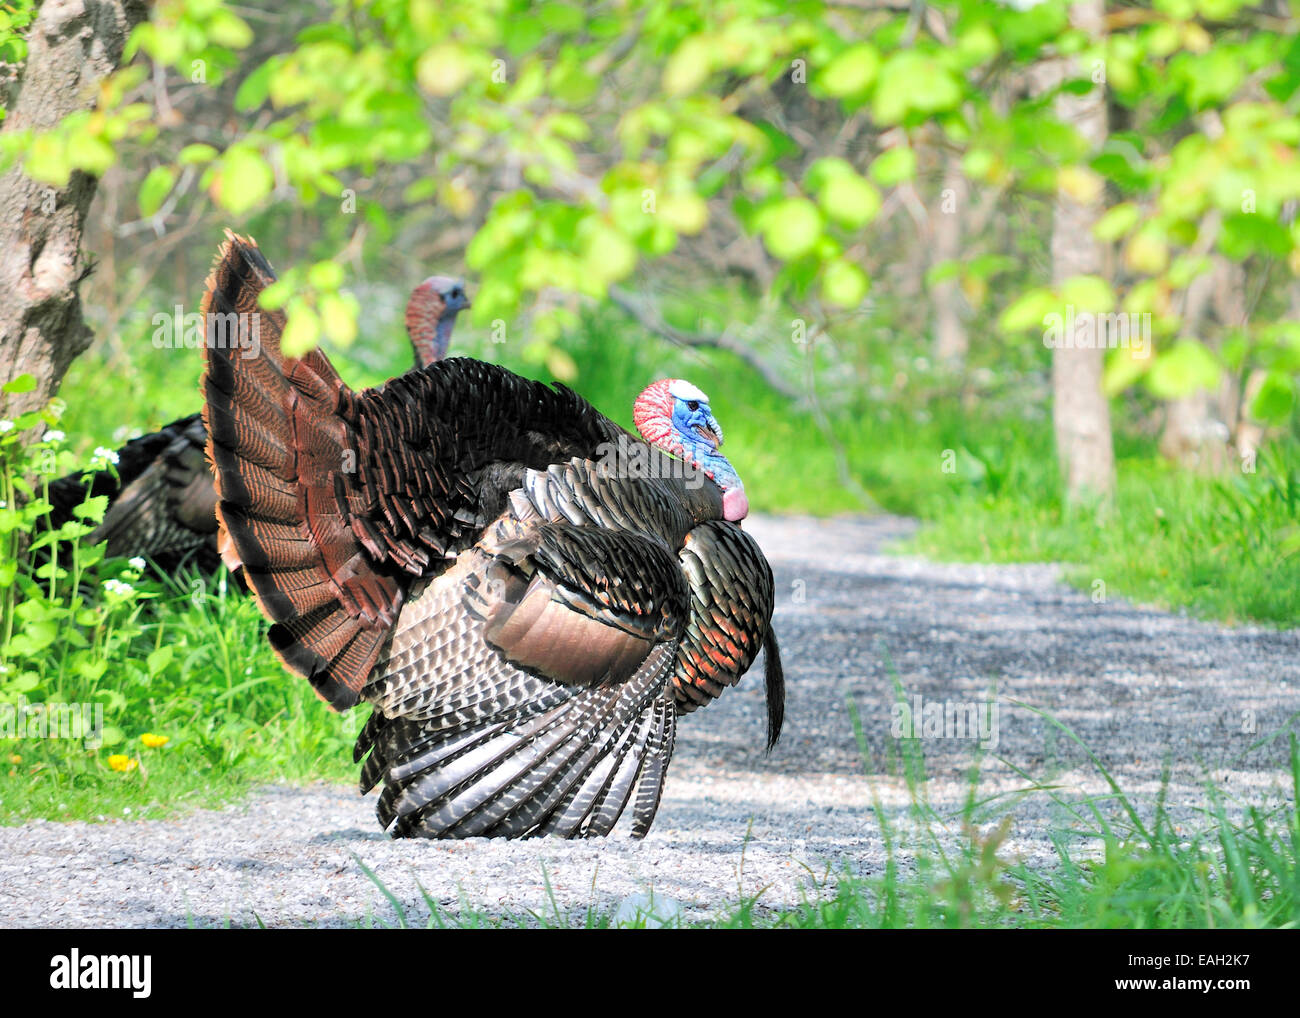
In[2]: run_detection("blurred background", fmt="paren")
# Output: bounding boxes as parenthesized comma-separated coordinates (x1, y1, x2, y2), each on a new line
(22, 0, 1294, 618)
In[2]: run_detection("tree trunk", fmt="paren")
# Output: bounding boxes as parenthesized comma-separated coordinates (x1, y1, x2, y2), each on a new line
(1159, 258, 1232, 472)
(0, 0, 147, 426)
(932, 159, 969, 367)
(1049, 0, 1115, 506)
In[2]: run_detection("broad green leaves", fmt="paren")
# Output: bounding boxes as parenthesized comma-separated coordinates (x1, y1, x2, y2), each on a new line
(1146, 340, 1223, 399)
(872, 52, 962, 125)
(138, 166, 176, 217)
(8, 0, 1300, 439)
(213, 146, 272, 215)
(816, 44, 880, 99)
(757, 198, 822, 261)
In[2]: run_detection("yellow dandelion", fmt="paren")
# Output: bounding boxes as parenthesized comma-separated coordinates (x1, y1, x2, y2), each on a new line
(140, 733, 169, 749)
(7, 754, 20, 765)
(107, 754, 138, 772)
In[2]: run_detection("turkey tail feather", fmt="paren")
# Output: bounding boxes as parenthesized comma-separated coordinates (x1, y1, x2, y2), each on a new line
(201, 230, 400, 710)
(764, 626, 784, 752)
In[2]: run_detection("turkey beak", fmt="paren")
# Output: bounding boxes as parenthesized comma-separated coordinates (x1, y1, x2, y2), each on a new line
(694, 413, 724, 449)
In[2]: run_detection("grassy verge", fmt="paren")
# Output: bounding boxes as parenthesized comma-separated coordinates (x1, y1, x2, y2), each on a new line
(0, 560, 355, 825)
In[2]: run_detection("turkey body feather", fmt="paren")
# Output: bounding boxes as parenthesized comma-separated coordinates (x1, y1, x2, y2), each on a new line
(46, 413, 220, 572)
(200, 231, 783, 839)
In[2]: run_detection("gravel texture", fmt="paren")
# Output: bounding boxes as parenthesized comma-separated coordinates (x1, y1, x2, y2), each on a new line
(2, 514, 1298, 927)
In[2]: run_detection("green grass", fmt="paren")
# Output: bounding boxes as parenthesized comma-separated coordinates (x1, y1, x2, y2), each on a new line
(0, 561, 356, 826)
(0, 414, 354, 824)
(904, 441, 1300, 627)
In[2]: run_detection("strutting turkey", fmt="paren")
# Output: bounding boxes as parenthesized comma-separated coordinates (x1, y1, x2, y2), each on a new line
(43, 272, 470, 573)
(200, 230, 784, 839)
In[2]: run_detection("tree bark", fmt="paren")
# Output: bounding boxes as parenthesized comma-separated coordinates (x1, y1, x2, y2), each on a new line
(0, 0, 147, 425)
(931, 158, 969, 367)
(1049, 0, 1115, 506)
(1159, 258, 1233, 472)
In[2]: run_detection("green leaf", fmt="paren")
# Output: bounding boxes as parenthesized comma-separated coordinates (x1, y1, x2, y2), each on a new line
(580, 221, 637, 285)
(319, 293, 358, 346)
(658, 193, 708, 235)
(998, 288, 1057, 332)
(663, 36, 714, 96)
(72, 495, 109, 524)
(1093, 203, 1140, 242)
(1060, 275, 1115, 314)
(146, 646, 174, 677)
(1250, 370, 1296, 424)
(208, 10, 253, 49)
(872, 52, 962, 125)
(818, 172, 881, 229)
(417, 44, 473, 97)
(1146, 340, 1222, 399)
(178, 143, 218, 165)
(308, 261, 344, 291)
(822, 260, 870, 307)
(758, 198, 822, 261)
(235, 60, 273, 110)
(66, 132, 115, 176)
(138, 165, 176, 217)
(218, 147, 273, 215)
(1125, 222, 1169, 275)
(98, 725, 125, 748)
(817, 44, 880, 99)
(9, 672, 39, 693)
(2, 373, 36, 394)
(869, 148, 916, 187)
(281, 303, 321, 357)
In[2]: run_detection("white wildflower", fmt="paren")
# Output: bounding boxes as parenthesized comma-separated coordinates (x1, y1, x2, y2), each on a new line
(93, 446, 120, 465)
(0, 420, 13, 433)
(128, 557, 146, 570)
(102, 579, 135, 596)
(43, 429, 65, 443)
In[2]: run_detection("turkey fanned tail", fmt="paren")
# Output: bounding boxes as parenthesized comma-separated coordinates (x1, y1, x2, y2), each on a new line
(357, 644, 676, 838)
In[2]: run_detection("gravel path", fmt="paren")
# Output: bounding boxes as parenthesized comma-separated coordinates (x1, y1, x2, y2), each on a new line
(3, 514, 1298, 927)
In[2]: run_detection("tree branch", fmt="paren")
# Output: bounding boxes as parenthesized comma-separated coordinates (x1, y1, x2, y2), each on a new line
(607, 286, 801, 399)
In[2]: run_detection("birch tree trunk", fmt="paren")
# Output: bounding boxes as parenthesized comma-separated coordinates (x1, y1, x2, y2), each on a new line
(932, 159, 969, 367)
(1049, 0, 1115, 505)
(1159, 256, 1235, 472)
(0, 0, 147, 426)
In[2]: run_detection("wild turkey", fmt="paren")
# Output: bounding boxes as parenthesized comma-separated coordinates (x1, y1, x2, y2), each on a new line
(43, 274, 470, 573)
(201, 230, 784, 839)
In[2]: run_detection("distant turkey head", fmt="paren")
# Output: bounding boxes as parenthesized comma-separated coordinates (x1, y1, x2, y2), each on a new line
(406, 276, 471, 367)
(633, 378, 749, 522)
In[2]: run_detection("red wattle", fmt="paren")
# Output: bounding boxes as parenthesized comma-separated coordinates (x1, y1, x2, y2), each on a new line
(722, 486, 749, 522)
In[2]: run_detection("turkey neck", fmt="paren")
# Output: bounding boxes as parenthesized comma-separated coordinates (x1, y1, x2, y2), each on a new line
(409, 312, 458, 369)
